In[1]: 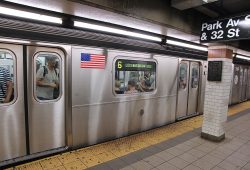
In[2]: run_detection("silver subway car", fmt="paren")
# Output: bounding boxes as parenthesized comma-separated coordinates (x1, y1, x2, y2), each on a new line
(0, 17, 208, 166)
(229, 64, 250, 105)
(0, 42, 207, 165)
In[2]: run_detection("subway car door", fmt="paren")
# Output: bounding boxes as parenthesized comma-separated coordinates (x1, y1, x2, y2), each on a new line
(177, 60, 199, 119)
(27, 46, 65, 154)
(231, 65, 240, 104)
(239, 66, 244, 102)
(0, 43, 26, 162)
(176, 61, 189, 119)
(242, 67, 248, 101)
(187, 62, 199, 115)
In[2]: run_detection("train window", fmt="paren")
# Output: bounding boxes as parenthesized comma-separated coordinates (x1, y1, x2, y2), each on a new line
(114, 59, 156, 94)
(240, 68, 243, 85)
(179, 63, 187, 89)
(191, 65, 199, 88)
(0, 51, 15, 104)
(244, 69, 247, 83)
(35, 53, 61, 101)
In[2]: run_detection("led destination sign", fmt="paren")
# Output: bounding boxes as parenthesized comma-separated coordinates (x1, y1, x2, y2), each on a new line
(115, 59, 156, 71)
(200, 14, 250, 42)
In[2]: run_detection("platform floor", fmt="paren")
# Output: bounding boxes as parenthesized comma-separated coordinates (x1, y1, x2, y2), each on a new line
(6, 101, 250, 170)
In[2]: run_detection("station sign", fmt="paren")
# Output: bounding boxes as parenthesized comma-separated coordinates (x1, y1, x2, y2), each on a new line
(115, 59, 156, 71)
(200, 14, 250, 42)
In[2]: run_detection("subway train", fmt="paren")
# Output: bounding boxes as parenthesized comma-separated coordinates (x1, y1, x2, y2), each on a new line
(229, 63, 250, 105)
(0, 16, 248, 166)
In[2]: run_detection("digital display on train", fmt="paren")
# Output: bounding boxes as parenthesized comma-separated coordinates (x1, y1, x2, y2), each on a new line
(115, 59, 156, 71)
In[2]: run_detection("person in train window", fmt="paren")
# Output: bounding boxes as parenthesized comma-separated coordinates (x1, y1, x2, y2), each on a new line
(0, 67, 13, 103)
(125, 80, 138, 94)
(53, 60, 60, 99)
(179, 78, 186, 89)
(138, 76, 152, 92)
(36, 56, 59, 100)
(115, 80, 124, 94)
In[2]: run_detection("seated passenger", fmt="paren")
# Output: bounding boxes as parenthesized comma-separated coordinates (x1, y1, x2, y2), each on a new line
(125, 80, 138, 94)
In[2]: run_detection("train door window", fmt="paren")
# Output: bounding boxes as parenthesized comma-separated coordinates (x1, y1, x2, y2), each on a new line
(114, 59, 156, 94)
(179, 63, 187, 89)
(0, 50, 15, 104)
(244, 69, 248, 83)
(34, 53, 61, 101)
(191, 65, 199, 88)
(240, 67, 243, 85)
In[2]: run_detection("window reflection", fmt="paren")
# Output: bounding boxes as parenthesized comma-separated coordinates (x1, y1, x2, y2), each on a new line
(240, 68, 243, 85)
(35, 54, 60, 101)
(191, 65, 199, 88)
(179, 63, 187, 89)
(0, 51, 14, 104)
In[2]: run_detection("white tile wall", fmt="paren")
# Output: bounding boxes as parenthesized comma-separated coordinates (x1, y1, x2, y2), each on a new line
(202, 58, 232, 137)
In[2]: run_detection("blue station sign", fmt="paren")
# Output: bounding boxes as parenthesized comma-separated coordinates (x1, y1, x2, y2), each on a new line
(200, 14, 250, 42)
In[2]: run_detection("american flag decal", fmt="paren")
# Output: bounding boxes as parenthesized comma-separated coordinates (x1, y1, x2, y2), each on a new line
(80, 53, 106, 69)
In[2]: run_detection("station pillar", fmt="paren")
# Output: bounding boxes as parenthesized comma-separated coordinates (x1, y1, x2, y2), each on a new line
(201, 48, 233, 142)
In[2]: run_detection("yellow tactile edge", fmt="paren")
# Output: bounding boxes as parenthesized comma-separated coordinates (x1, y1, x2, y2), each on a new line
(6, 101, 250, 170)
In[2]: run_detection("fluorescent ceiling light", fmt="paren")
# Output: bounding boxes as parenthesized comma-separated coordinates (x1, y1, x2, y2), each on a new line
(36, 42, 58, 46)
(235, 54, 250, 60)
(166, 39, 208, 51)
(0, 6, 62, 24)
(74, 21, 162, 42)
(0, 38, 30, 44)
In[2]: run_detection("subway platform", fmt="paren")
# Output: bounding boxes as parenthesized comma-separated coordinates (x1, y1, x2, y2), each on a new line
(6, 101, 250, 170)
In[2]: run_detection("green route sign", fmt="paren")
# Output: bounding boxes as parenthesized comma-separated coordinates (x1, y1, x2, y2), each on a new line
(115, 59, 156, 71)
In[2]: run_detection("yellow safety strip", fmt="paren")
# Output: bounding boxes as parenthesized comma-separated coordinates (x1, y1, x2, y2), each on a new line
(6, 101, 250, 170)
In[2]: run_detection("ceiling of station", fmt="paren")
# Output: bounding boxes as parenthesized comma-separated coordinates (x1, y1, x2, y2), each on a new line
(202, 0, 250, 16)
(72, 0, 250, 51)
(1, 0, 250, 51)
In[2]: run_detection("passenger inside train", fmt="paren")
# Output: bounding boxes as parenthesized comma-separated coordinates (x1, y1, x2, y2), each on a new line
(125, 80, 138, 94)
(138, 71, 155, 92)
(36, 55, 59, 100)
(114, 80, 123, 94)
(0, 66, 13, 103)
(0, 53, 14, 103)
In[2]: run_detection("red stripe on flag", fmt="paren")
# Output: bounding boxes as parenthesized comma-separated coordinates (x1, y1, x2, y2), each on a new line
(80, 54, 106, 69)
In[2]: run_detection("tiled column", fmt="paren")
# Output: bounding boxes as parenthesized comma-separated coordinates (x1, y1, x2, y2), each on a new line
(201, 48, 233, 141)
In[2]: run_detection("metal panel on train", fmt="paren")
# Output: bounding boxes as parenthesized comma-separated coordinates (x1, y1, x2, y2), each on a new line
(230, 64, 250, 104)
(0, 43, 26, 162)
(241, 67, 248, 101)
(71, 47, 178, 146)
(231, 65, 240, 104)
(187, 62, 200, 115)
(27, 46, 66, 154)
(177, 60, 200, 119)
